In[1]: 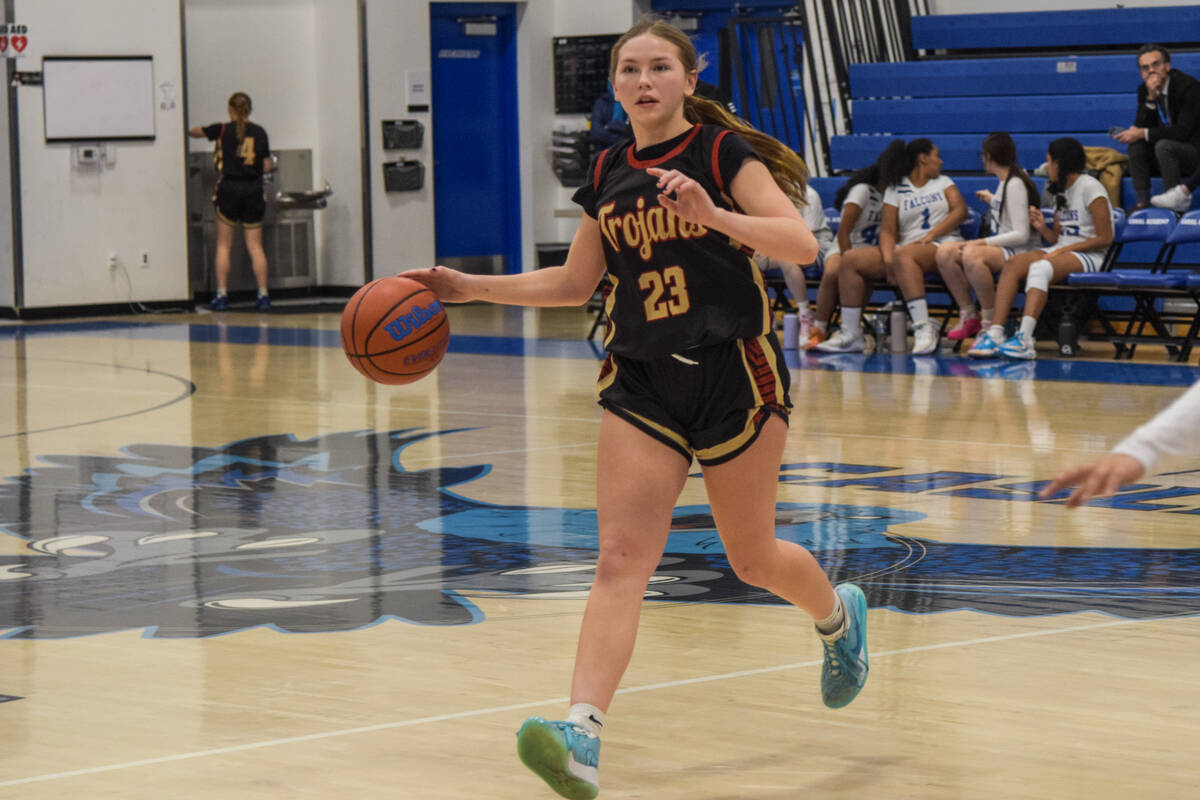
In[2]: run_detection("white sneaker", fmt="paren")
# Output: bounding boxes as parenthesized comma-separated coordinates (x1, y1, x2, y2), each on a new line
(1151, 184, 1193, 213)
(815, 327, 866, 353)
(911, 320, 940, 355)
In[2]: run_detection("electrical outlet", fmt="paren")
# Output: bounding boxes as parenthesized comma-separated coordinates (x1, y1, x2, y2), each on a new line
(107, 250, 118, 271)
(140, 250, 150, 269)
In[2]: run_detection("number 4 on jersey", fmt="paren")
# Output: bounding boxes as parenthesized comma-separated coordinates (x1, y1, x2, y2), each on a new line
(239, 136, 256, 167)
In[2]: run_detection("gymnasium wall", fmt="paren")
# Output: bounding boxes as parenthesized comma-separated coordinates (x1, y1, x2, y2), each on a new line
(362, 0, 637, 278)
(12, 0, 188, 309)
(184, 0, 365, 289)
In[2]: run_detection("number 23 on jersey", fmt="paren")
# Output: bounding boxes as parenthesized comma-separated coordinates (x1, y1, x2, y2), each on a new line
(639, 266, 691, 321)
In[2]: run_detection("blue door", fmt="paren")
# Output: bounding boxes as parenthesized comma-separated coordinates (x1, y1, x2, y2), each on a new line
(430, 3, 521, 274)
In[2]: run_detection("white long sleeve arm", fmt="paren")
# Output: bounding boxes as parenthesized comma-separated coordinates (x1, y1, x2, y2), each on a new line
(1112, 380, 1200, 473)
(983, 180, 1033, 249)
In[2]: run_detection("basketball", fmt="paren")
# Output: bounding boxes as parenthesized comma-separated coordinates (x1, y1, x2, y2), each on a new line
(340, 275, 450, 385)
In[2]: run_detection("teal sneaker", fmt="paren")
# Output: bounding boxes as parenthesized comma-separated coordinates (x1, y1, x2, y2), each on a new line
(517, 717, 600, 800)
(967, 330, 1001, 358)
(999, 331, 1037, 360)
(819, 583, 869, 709)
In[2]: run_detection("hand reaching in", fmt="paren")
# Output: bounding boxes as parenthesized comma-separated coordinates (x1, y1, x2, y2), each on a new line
(1039, 453, 1145, 508)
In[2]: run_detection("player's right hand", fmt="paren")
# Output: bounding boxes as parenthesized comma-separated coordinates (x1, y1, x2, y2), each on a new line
(1039, 453, 1145, 508)
(401, 266, 475, 303)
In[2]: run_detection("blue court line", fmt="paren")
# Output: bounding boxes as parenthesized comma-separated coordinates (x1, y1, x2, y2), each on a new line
(1, 319, 1196, 387)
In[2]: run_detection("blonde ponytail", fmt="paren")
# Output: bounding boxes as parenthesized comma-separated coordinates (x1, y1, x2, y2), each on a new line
(228, 92, 252, 143)
(683, 94, 808, 205)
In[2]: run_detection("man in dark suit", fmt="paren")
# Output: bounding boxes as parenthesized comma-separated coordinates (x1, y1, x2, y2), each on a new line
(1113, 44, 1200, 211)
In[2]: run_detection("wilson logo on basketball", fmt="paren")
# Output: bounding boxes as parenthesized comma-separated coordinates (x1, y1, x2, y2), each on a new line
(385, 300, 444, 342)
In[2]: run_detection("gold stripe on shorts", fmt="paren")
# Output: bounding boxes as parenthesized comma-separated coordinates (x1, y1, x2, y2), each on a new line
(617, 407, 691, 454)
(694, 408, 761, 463)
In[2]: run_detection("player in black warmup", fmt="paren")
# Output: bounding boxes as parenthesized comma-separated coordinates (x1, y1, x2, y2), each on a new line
(406, 17, 870, 799)
(189, 91, 272, 311)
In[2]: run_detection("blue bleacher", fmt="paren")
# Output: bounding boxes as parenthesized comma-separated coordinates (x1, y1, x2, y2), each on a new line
(853, 95, 1131, 135)
(823, 4, 1200, 295)
(849, 54, 1200, 98)
(911, 7, 1200, 52)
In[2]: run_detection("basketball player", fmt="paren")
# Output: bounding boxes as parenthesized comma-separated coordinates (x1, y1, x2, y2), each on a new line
(804, 149, 888, 349)
(405, 17, 869, 800)
(935, 132, 1041, 342)
(1042, 379, 1200, 506)
(969, 137, 1113, 360)
(817, 138, 968, 355)
(188, 92, 273, 312)
(752, 182, 836, 343)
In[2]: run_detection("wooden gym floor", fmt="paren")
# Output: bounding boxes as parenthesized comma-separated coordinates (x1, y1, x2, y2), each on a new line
(0, 303, 1197, 799)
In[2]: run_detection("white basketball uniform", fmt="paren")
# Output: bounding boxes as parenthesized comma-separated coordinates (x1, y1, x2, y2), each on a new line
(1048, 173, 1111, 272)
(883, 174, 962, 246)
(840, 182, 884, 252)
(983, 175, 1041, 258)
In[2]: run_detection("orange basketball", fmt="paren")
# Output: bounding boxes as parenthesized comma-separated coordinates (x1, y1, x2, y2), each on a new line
(340, 276, 450, 385)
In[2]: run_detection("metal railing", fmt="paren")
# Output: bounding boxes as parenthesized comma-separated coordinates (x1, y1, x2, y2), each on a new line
(726, 1, 929, 176)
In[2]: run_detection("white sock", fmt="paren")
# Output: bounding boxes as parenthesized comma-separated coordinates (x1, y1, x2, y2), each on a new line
(216, 289, 227, 297)
(814, 593, 846, 637)
(988, 324, 1005, 342)
(257, 289, 269, 298)
(906, 298, 929, 326)
(567, 703, 605, 737)
(1019, 315, 1037, 339)
(813, 320, 828, 333)
(982, 307, 994, 326)
(960, 304, 978, 319)
(840, 307, 862, 337)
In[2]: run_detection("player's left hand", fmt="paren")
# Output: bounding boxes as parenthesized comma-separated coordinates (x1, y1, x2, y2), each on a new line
(646, 167, 716, 227)
(1039, 453, 1145, 508)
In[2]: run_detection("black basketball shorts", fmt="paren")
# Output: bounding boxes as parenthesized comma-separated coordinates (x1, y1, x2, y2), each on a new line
(213, 177, 266, 227)
(597, 333, 792, 467)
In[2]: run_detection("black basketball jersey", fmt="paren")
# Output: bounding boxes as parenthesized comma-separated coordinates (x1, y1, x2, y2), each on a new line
(573, 124, 773, 360)
(202, 121, 270, 180)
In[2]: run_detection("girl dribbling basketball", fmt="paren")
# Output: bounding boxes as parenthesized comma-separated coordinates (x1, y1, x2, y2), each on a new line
(405, 17, 869, 799)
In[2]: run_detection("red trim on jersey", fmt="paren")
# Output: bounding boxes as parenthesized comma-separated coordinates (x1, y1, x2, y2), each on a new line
(711, 129, 733, 194)
(743, 337, 779, 406)
(626, 124, 701, 169)
(593, 148, 610, 191)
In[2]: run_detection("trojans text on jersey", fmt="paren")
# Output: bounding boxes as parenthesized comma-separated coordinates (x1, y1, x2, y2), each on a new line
(597, 196, 709, 261)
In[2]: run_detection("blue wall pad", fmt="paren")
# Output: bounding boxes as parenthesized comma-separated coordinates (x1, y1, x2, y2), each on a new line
(852, 94, 1133, 135)
(912, 7, 1200, 51)
(849, 53, 1200, 99)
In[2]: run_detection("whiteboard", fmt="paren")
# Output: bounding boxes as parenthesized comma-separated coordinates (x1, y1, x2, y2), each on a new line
(42, 56, 156, 142)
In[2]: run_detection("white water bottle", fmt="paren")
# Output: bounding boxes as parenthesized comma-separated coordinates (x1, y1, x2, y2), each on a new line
(782, 312, 799, 349)
(890, 307, 908, 353)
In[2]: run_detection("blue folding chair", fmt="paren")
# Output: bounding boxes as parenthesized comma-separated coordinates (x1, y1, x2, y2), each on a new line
(1069, 208, 1174, 288)
(1105, 209, 1184, 358)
